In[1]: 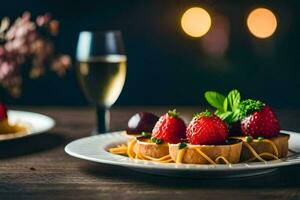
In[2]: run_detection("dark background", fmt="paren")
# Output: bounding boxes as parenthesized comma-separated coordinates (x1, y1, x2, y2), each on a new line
(1, 0, 299, 107)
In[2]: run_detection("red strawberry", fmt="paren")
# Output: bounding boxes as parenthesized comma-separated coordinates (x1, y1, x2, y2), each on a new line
(0, 102, 7, 121)
(186, 111, 228, 145)
(152, 109, 186, 144)
(239, 99, 280, 138)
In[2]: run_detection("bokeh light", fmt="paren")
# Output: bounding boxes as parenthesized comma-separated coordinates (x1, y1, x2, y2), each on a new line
(181, 7, 211, 37)
(247, 8, 277, 39)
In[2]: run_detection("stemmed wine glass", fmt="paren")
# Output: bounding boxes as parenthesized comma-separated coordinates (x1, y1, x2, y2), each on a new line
(76, 31, 126, 134)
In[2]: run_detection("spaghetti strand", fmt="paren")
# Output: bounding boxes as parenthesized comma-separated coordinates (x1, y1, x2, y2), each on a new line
(127, 139, 137, 158)
(262, 139, 279, 157)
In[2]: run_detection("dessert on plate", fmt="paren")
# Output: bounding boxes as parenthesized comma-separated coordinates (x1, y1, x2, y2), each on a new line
(169, 111, 242, 164)
(0, 102, 27, 135)
(133, 110, 186, 162)
(236, 99, 289, 161)
(205, 89, 289, 162)
(109, 89, 290, 165)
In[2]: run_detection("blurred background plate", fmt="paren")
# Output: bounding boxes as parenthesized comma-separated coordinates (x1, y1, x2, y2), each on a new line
(65, 130, 300, 178)
(0, 110, 55, 141)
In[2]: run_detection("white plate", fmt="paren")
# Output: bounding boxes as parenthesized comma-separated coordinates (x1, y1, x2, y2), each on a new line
(0, 110, 55, 141)
(65, 130, 300, 178)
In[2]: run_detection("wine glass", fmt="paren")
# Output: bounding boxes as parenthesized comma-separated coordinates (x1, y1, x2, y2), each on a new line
(76, 31, 126, 134)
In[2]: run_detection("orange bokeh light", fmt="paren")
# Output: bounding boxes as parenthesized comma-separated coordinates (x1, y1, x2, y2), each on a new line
(247, 8, 277, 39)
(181, 7, 211, 37)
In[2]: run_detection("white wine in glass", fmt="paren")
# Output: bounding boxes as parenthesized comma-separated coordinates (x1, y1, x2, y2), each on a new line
(76, 31, 126, 134)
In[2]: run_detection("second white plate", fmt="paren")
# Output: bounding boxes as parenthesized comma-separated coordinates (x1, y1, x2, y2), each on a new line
(0, 110, 55, 141)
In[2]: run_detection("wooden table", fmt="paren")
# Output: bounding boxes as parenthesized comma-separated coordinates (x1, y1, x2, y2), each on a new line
(1, 107, 300, 200)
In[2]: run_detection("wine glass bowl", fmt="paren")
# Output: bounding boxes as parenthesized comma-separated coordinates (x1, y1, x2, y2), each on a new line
(76, 31, 126, 133)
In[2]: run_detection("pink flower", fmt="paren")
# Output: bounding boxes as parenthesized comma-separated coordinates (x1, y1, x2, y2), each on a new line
(51, 55, 72, 76)
(0, 11, 71, 97)
(0, 61, 14, 80)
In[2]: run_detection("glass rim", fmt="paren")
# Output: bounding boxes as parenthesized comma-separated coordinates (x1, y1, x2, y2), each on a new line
(78, 30, 122, 35)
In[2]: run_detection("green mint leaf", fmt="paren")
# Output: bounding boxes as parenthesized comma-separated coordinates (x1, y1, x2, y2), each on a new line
(217, 111, 233, 123)
(216, 110, 240, 124)
(223, 97, 228, 112)
(227, 89, 241, 112)
(217, 111, 232, 120)
(214, 110, 223, 116)
(204, 91, 226, 111)
(178, 142, 187, 150)
(204, 89, 243, 124)
(231, 110, 241, 122)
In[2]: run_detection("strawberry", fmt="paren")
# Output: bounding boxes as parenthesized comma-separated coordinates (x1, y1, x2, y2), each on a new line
(239, 99, 280, 138)
(186, 111, 228, 145)
(151, 109, 186, 144)
(0, 102, 7, 121)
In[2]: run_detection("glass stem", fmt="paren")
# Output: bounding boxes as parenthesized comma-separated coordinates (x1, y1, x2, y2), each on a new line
(95, 106, 110, 134)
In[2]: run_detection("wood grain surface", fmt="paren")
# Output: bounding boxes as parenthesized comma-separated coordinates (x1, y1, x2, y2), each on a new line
(1, 106, 300, 200)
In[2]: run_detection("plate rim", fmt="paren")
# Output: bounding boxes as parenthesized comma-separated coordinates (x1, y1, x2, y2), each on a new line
(64, 130, 300, 171)
(0, 110, 56, 141)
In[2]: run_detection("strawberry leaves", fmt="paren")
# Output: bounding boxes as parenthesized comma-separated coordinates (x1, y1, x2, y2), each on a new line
(204, 89, 241, 124)
(168, 109, 179, 118)
(194, 110, 212, 118)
